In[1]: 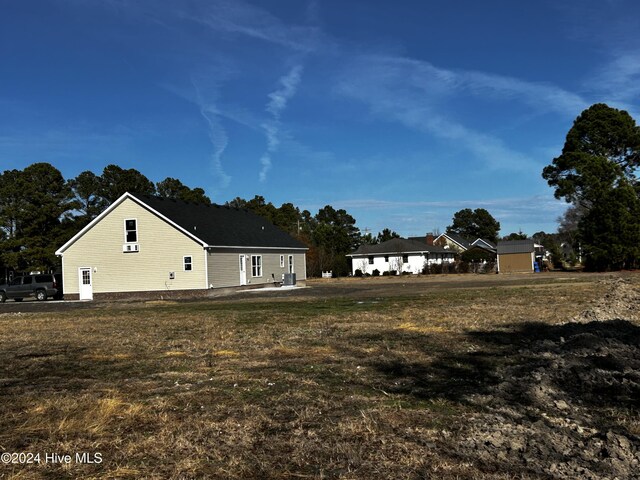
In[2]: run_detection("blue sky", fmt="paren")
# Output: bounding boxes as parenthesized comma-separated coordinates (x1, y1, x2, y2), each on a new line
(2, 0, 639, 237)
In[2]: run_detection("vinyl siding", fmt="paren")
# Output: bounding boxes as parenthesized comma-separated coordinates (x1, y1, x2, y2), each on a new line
(62, 198, 206, 294)
(207, 248, 306, 288)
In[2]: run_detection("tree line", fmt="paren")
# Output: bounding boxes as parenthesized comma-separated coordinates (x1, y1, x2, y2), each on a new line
(0, 164, 212, 273)
(0, 161, 498, 279)
(0, 164, 366, 277)
(2, 102, 638, 276)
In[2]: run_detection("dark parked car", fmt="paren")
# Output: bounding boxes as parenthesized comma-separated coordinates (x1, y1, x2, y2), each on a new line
(0, 274, 63, 302)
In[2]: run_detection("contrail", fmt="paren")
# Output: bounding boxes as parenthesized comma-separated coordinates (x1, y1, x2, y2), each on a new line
(192, 79, 232, 188)
(259, 65, 303, 182)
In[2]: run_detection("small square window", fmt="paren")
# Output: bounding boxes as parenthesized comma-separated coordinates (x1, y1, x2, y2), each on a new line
(184, 256, 193, 271)
(368, 256, 374, 265)
(402, 255, 409, 263)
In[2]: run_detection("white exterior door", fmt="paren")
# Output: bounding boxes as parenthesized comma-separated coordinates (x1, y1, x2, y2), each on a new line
(239, 255, 247, 286)
(78, 267, 93, 300)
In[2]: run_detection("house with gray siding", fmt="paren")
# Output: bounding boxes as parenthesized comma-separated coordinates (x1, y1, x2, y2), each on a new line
(56, 192, 307, 300)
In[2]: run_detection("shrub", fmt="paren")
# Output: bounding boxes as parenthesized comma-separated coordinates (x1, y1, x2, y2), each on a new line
(388, 270, 398, 276)
(382, 271, 390, 276)
(461, 249, 495, 263)
(372, 269, 380, 276)
(430, 264, 443, 275)
(456, 261, 469, 274)
(354, 269, 363, 277)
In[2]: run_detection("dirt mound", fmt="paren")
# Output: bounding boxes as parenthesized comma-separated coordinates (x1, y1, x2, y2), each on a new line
(574, 277, 640, 322)
(453, 279, 640, 479)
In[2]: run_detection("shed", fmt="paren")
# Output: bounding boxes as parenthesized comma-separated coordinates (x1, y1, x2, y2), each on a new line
(497, 240, 535, 273)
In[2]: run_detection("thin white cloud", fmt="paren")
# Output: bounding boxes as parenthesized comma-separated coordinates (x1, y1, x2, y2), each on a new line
(259, 65, 303, 182)
(191, 78, 232, 188)
(458, 69, 587, 116)
(267, 66, 304, 116)
(552, 2, 640, 115)
(180, 0, 329, 54)
(337, 57, 534, 172)
(335, 54, 591, 173)
(343, 55, 587, 115)
(63, 0, 333, 54)
(585, 52, 640, 116)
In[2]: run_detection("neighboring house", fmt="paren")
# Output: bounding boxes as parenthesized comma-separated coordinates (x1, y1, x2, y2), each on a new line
(347, 238, 455, 275)
(55, 193, 307, 300)
(463, 238, 497, 263)
(496, 240, 536, 273)
(433, 232, 471, 253)
(471, 238, 497, 251)
(433, 233, 497, 259)
(560, 242, 582, 264)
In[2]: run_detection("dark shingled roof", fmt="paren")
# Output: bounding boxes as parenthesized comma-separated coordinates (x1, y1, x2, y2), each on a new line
(481, 239, 497, 249)
(136, 194, 306, 249)
(497, 239, 535, 254)
(471, 238, 497, 251)
(349, 238, 452, 256)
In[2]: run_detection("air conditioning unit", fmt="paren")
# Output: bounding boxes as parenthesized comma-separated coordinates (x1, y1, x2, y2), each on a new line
(123, 244, 140, 253)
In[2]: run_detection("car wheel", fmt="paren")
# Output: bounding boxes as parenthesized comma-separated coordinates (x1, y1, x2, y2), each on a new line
(36, 289, 48, 301)
(14, 298, 23, 302)
(0, 292, 6, 303)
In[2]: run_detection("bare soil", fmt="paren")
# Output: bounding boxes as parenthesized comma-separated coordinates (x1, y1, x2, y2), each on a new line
(451, 277, 640, 479)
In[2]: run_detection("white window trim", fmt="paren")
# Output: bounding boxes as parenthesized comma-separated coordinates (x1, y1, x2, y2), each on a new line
(251, 255, 262, 277)
(124, 218, 138, 243)
(183, 255, 193, 272)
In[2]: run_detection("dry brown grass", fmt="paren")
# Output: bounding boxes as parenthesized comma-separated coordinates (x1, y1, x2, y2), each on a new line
(0, 272, 637, 479)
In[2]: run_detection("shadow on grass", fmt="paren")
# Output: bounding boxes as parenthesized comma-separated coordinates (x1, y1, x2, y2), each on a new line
(349, 319, 640, 412)
(1, 344, 157, 393)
